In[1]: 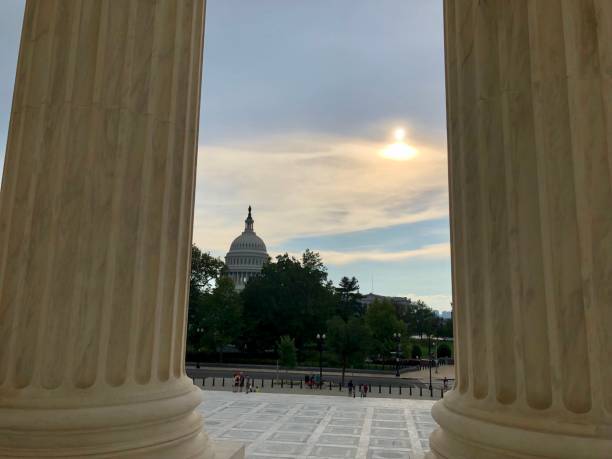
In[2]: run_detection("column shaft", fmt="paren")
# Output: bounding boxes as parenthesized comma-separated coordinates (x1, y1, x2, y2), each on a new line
(0, 1, 209, 457)
(430, 1, 612, 458)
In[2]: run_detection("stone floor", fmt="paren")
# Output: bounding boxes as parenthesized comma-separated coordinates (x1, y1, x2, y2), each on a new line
(198, 390, 437, 459)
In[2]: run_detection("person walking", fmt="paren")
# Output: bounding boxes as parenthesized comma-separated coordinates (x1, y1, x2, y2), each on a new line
(363, 383, 369, 398)
(233, 373, 239, 393)
(348, 380, 354, 397)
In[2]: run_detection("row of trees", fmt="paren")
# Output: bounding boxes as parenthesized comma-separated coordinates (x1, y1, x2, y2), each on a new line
(187, 245, 452, 380)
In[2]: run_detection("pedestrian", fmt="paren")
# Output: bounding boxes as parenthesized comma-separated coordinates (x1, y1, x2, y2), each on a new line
(363, 383, 368, 398)
(443, 377, 448, 391)
(359, 383, 363, 398)
(348, 380, 354, 397)
(233, 373, 239, 393)
(239, 373, 244, 392)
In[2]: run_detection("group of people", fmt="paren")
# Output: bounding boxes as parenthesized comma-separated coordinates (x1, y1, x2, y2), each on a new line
(347, 380, 369, 398)
(304, 374, 321, 389)
(232, 372, 256, 393)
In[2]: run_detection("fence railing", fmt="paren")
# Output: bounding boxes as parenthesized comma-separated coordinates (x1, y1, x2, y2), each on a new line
(190, 376, 447, 400)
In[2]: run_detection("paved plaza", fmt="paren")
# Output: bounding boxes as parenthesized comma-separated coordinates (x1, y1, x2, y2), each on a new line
(198, 390, 437, 459)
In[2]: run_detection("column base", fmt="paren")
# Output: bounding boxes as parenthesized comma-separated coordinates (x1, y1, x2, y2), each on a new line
(427, 395, 612, 459)
(0, 379, 213, 458)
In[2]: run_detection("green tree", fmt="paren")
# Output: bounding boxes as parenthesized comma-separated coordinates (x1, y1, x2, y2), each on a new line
(439, 317, 453, 338)
(364, 299, 406, 358)
(190, 244, 225, 294)
(400, 299, 437, 338)
(241, 251, 336, 351)
(277, 335, 297, 370)
(187, 245, 226, 353)
(437, 342, 452, 358)
(326, 315, 371, 384)
(198, 277, 242, 362)
(335, 276, 363, 320)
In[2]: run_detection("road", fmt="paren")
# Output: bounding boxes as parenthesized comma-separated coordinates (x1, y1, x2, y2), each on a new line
(186, 365, 450, 389)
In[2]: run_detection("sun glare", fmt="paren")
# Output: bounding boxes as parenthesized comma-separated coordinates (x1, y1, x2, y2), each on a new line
(380, 128, 418, 161)
(394, 128, 406, 142)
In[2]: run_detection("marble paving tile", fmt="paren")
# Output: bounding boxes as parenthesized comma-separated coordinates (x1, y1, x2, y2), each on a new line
(317, 434, 361, 446)
(369, 437, 413, 449)
(268, 431, 312, 443)
(372, 420, 407, 429)
(254, 442, 307, 455)
(277, 423, 319, 433)
(309, 445, 358, 458)
(324, 425, 363, 435)
(199, 390, 436, 458)
(369, 428, 411, 438)
(367, 449, 414, 459)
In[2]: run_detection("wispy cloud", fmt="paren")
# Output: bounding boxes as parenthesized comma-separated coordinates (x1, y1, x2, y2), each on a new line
(193, 130, 449, 255)
(316, 242, 450, 266)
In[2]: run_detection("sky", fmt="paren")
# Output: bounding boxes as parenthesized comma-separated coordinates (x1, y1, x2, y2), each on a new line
(0, 1, 452, 311)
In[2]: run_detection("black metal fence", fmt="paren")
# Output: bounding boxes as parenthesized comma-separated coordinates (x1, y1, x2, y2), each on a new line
(190, 376, 447, 400)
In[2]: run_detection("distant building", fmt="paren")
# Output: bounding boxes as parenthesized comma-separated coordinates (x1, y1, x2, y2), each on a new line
(359, 293, 412, 312)
(434, 309, 452, 320)
(225, 206, 269, 291)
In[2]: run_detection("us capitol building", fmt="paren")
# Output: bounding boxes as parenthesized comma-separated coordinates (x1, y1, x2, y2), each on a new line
(225, 206, 269, 290)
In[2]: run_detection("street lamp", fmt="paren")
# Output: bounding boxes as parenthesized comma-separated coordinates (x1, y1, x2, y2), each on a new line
(196, 327, 204, 368)
(316, 333, 326, 389)
(434, 340, 439, 374)
(428, 335, 433, 392)
(393, 332, 402, 377)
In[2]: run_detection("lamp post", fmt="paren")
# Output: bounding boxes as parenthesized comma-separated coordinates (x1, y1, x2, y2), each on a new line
(428, 334, 433, 392)
(393, 332, 402, 377)
(316, 333, 325, 389)
(434, 340, 439, 374)
(196, 327, 204, 368)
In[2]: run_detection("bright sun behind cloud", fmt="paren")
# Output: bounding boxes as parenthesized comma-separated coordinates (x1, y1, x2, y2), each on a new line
(380, 128, 418, 161)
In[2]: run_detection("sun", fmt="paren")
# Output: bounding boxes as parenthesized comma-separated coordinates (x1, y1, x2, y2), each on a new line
(380, 128, 418, 161)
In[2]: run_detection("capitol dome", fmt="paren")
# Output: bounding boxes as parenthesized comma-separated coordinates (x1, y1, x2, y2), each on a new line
(225, 206, 269, 291)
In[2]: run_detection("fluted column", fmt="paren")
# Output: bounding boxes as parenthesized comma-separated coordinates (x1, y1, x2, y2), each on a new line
(0, 1, 211, 457)
(429, 1, 612, 458)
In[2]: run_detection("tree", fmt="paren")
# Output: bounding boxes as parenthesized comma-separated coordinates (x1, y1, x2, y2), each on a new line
(364, 299, 406, 359)
(241, 251, 336, 351)
(411, 343, 423, 359)
(277, 335, 297, 371)
(399, 299, 437, 338)
(187, 245, 226, 353)
(335, 276, 363, 320)
(437, 342, 452, 358)
(439, 317, 453, 338)
(198, 277, 242, 362)
(190, 244, 225, 294)
(326, 316, 371, 384)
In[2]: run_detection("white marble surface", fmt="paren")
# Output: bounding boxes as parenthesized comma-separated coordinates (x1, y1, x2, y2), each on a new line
(198, 390, 435, 459)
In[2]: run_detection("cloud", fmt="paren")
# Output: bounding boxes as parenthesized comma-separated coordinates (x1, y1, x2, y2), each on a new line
(315, 242, 450, 266)
(193, 130, 449, 255)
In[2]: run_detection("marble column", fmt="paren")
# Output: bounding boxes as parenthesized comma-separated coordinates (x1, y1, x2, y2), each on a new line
(0, 1, 213, 457)
(429, 1, 612, 458)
